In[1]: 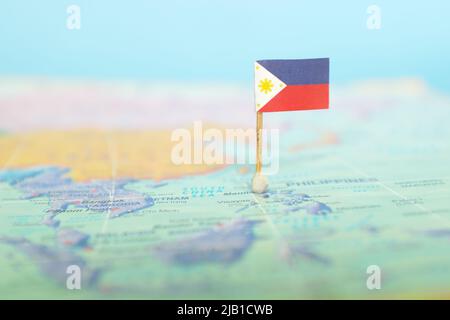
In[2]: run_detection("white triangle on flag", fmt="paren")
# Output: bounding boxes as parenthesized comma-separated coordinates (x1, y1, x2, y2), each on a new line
(254, 62, 286, 112)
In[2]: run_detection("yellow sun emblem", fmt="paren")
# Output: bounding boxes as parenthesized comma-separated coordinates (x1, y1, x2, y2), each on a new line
(258, 78, 274, 94)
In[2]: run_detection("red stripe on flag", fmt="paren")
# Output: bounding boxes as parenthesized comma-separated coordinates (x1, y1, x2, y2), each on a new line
(258, 84, 329, 113)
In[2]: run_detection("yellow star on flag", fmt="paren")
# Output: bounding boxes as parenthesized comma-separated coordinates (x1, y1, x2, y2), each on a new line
(258, 79, 274, 94)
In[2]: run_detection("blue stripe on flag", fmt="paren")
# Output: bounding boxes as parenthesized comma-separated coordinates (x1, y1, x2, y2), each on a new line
(257, 58, 329, 85)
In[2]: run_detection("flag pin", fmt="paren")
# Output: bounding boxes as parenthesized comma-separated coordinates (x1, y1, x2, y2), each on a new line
(252, 58, 330, 193)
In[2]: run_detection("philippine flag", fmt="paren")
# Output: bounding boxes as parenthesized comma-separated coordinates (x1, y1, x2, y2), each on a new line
(255, 58, 329, 112)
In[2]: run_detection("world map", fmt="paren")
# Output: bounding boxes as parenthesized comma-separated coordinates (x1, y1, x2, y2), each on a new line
(0, 78, 449, 299)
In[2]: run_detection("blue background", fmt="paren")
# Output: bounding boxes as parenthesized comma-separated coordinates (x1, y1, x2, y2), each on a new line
(0, 1, 449, 91)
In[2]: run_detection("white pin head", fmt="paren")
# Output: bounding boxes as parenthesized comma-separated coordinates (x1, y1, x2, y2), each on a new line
(252, 174, 268, 194)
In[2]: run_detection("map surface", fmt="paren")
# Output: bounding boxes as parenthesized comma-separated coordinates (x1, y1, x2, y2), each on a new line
(0, 78, 449, 299)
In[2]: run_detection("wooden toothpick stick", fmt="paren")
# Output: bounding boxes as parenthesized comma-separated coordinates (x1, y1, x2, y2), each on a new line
(256, 111, 263, 174)
(252, 111, 268, 193)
